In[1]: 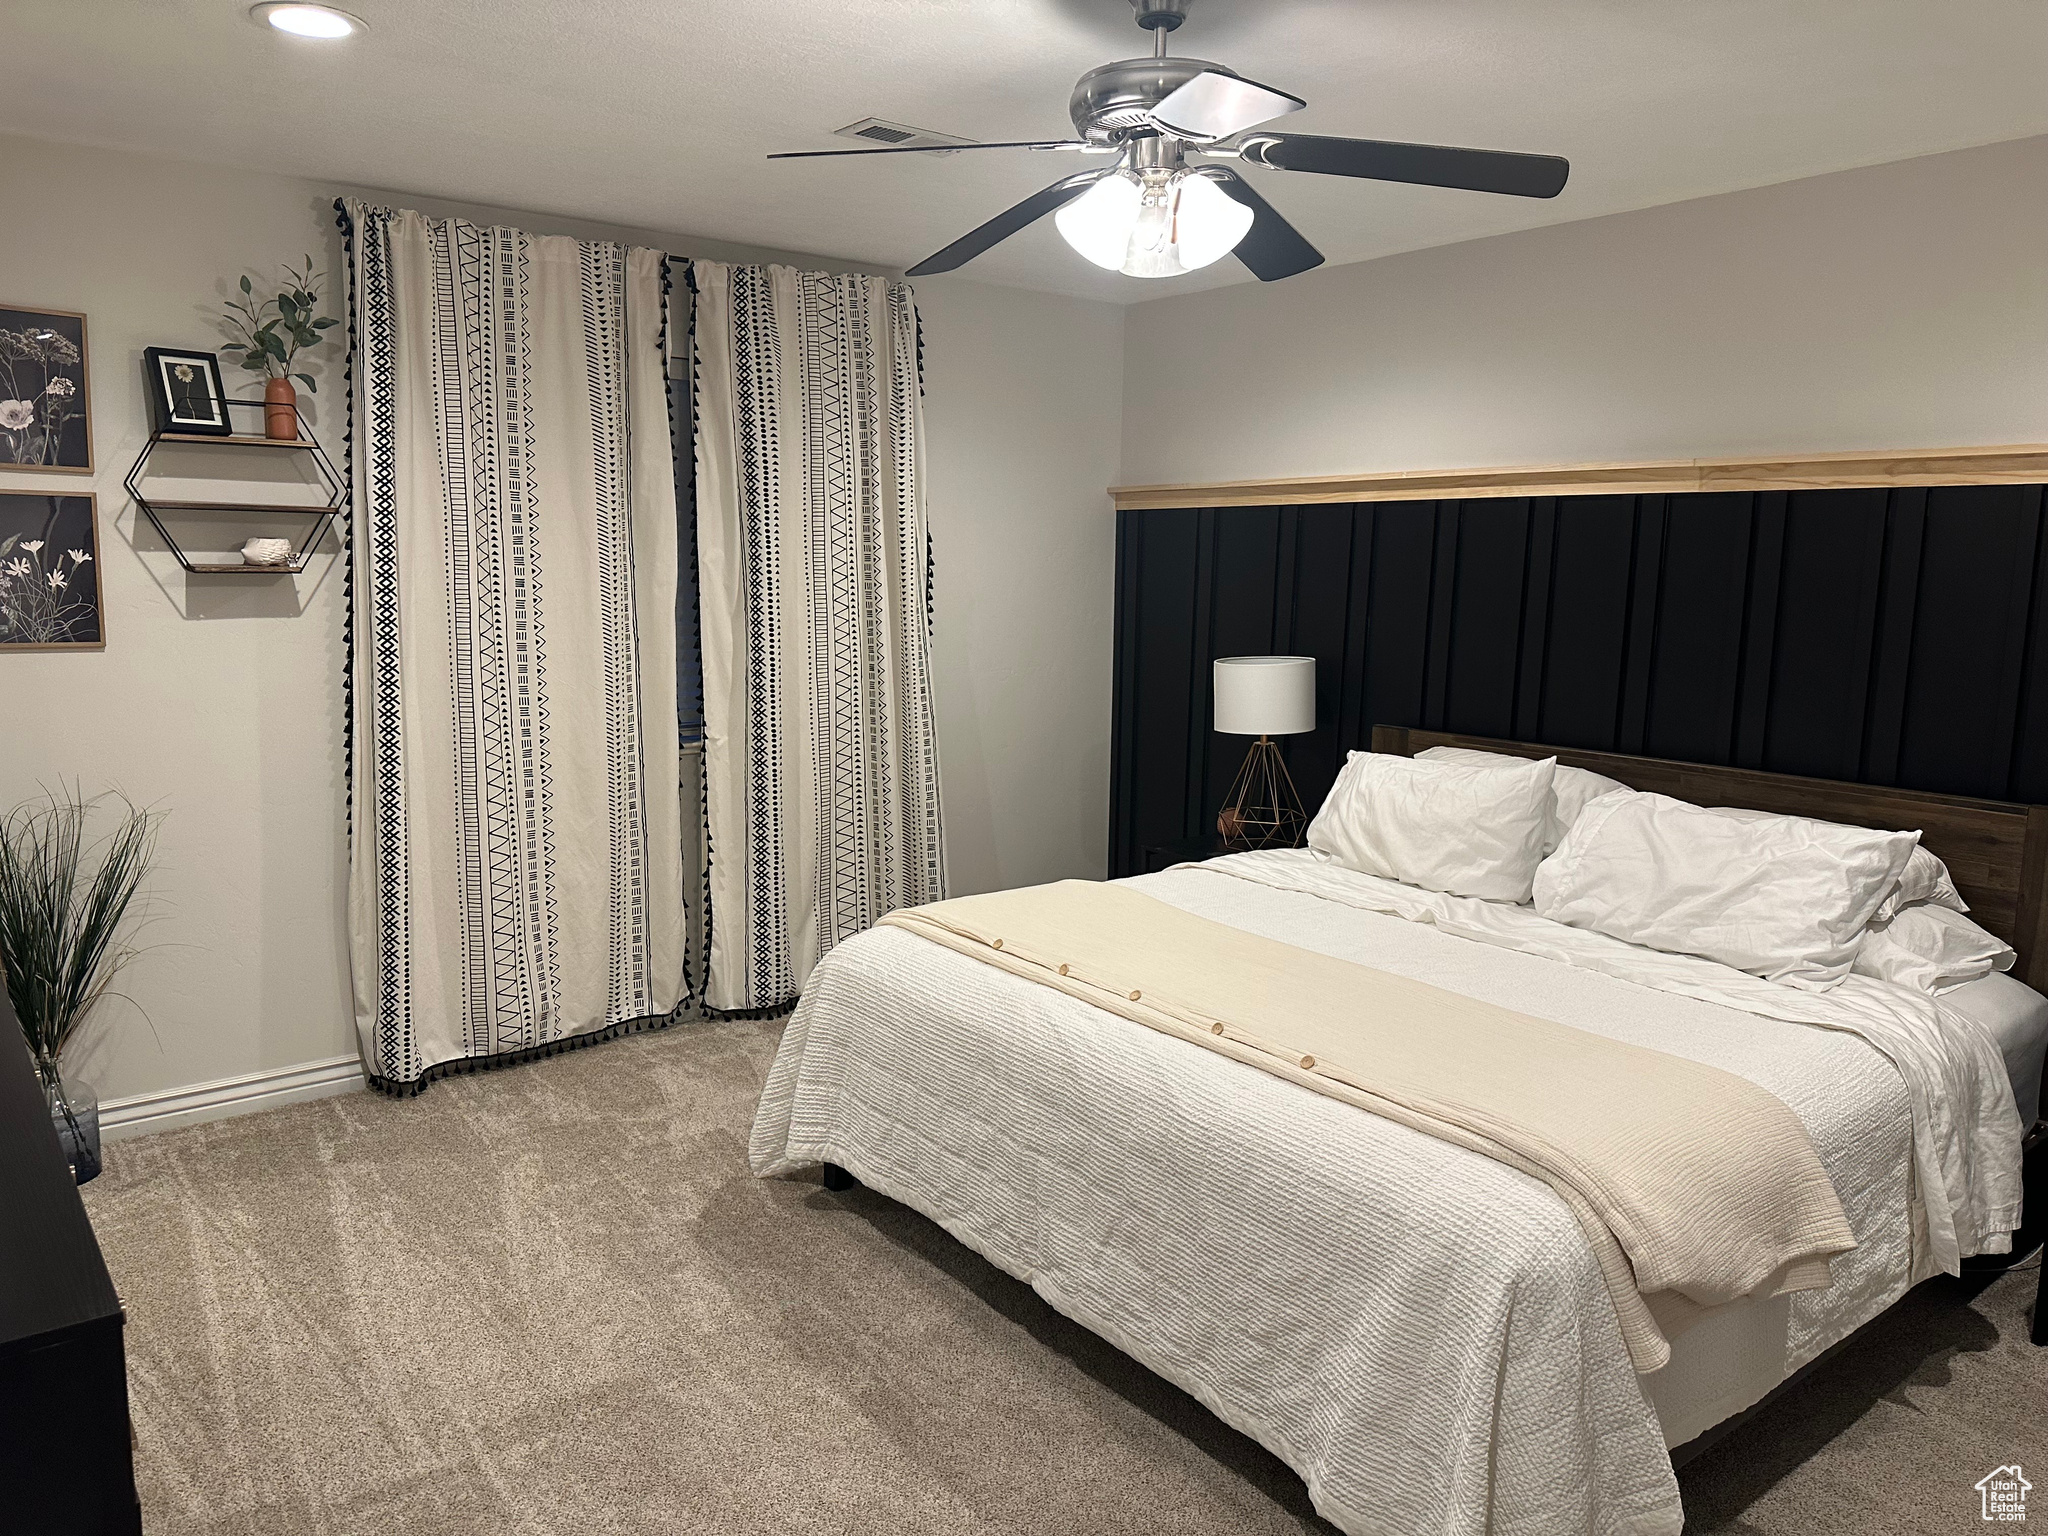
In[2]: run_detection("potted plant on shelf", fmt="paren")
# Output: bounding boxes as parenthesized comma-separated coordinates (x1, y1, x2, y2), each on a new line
(220, 256, 338, 440)
(0, 790, 159, 1183)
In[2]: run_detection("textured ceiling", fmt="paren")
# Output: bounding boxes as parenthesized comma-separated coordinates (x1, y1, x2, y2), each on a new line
(8, 0, 2046, 303)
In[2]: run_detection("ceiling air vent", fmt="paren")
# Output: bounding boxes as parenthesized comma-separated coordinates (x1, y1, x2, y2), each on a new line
(832, 118, 975, 154)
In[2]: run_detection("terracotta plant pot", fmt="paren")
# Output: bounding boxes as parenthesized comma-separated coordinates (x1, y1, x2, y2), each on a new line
(263, 375, 299, 441)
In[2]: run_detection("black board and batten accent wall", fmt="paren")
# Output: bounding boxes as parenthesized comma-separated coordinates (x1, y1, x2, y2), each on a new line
(1108, 483, 2048, 877)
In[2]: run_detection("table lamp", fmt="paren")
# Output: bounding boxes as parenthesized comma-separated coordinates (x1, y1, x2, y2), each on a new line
(1213, 655, 1315, 850)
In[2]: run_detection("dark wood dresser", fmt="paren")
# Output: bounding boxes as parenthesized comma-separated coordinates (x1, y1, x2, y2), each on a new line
(0, 995, 142, 1534)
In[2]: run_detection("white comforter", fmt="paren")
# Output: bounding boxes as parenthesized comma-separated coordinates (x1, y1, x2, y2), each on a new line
(750, 852, 2025, 1536)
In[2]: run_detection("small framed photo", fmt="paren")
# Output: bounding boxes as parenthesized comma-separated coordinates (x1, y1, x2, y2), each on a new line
(0, 304, 92, 473)
(0, 493, 104, 651)
(144, 346, 232, 437)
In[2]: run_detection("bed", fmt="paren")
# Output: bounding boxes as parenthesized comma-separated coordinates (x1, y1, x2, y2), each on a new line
(750, 732, 2044, 1536)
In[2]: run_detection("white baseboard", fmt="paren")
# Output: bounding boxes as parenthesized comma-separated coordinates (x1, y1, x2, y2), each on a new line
(100, 1053, 366, 1142)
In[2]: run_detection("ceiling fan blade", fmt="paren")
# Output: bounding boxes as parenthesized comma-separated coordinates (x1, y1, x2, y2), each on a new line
(1207, 170, 1324, 282)
(769, 140, 1102, 160)
(1239, 133, 1568, 198)
(1148, 69, 1306, 142)
(905, 171, 1113, 277)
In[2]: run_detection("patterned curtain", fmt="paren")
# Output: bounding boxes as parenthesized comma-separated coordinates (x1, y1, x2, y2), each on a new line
(692, 262, 945, 1013)
(339, 201, 687, 1093)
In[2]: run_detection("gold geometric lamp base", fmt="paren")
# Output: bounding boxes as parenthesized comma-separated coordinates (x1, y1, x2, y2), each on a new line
(1216, 735, 1307, 850)
(1212, 656, 1316, 852)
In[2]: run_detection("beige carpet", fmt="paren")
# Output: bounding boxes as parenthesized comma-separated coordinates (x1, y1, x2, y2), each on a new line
(82, 1020, 2043, 1535)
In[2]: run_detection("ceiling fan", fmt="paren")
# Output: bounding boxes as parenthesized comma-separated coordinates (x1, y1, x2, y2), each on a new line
(768, 0, 1569, 284)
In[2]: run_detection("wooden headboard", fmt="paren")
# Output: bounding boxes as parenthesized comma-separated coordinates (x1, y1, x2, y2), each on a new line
(1372, 726, 2048, 989)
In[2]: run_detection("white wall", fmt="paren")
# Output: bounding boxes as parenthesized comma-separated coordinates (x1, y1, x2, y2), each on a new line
(1121, 135, 2048, 486)
(916, 278, 1121, 896)
(0, 133, 1120, 1108)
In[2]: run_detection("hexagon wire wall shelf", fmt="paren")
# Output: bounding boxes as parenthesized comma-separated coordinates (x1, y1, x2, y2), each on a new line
(122, 399, 345, 575)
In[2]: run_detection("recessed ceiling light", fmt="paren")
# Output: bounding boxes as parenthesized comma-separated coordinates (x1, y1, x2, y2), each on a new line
(252, 3, 366, 39)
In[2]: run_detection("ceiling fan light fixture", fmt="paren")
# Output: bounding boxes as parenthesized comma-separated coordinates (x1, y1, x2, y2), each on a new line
(1121, 174, 1182, 277)
(1054, 173, 1143, 270)
(1056, 168, 1251, 278)
(1169, 170, 1254, 270)
(809, 0, 1560, 283)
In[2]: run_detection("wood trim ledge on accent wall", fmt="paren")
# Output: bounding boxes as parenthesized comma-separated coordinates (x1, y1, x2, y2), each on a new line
(1109, 444, 2048, 510)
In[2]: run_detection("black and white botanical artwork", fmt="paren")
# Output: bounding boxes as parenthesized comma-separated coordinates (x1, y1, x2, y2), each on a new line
(144, 346, 230, 435)
(0, 493, 103, 649)
(0, 306, 91, 472)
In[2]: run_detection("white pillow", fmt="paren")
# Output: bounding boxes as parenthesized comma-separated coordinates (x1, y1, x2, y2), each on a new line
(1416, 745, 1627, 854)
(1532, 790, 1919, 990)
(1710, 811, 1966, 924)
(1853, 905, 2013, 994)
(1872, 845, 1969, 924)
(1309, 750, 1557, 903)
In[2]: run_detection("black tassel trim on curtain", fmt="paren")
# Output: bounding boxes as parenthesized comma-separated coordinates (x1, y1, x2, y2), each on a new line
(912, 303, 937, 649)
(333, 197, 359, 852)
(679, 257, 719, 1013)
(913, 300, 926, 400)
(363, 1010, 687, 1099)
(659, 253, 698, 1009)
(701, 999, 798, 1024)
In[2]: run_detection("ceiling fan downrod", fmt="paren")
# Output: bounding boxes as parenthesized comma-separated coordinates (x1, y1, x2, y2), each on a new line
(1131, 0, 1187, 55)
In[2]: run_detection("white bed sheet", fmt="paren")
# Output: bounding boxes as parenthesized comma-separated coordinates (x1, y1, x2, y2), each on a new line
(750, 852, 2025, 1536)
(1942, 970, 2048, 1127)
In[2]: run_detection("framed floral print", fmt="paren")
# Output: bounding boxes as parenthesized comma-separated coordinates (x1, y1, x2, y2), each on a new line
(0, 305, 92, 473)
(0, 493, 104, 650)
(143, 346, 232, 437)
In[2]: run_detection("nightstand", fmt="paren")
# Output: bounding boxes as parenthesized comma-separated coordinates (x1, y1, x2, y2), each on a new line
(1138, 835, 1228, 874)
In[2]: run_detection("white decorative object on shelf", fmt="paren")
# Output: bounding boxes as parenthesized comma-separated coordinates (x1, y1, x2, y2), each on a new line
(240, 537, 292, 567)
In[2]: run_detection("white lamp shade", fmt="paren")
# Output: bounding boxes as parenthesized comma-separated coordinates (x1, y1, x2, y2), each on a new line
(1213, 655, 1315, 736)
(1055, 174, 1142, 271)
(1169, 172, 1255, 271)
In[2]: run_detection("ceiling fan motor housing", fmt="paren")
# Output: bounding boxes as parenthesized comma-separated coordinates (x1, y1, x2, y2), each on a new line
(1070, 56, 1235, 142)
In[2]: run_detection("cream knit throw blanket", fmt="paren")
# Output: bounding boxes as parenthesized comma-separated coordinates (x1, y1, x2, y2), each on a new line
(881, 880, 1857, 1373)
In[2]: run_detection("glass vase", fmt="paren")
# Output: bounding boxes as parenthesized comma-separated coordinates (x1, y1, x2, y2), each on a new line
(36, 1056, 102, 1185)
